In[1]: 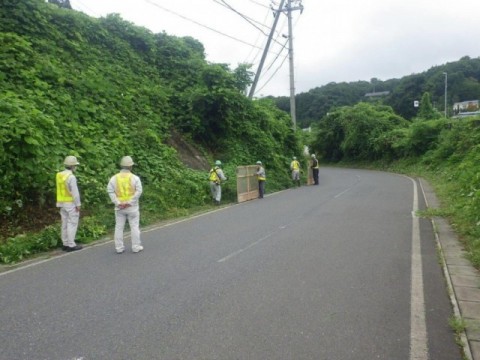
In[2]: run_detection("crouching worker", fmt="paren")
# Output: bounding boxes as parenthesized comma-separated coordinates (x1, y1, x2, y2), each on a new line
(107, 156, 143, 254)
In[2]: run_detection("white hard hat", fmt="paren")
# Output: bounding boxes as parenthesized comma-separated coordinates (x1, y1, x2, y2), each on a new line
(256, 161, 262, 165)
(311, 154, 316, 158)
(120, 156, 135, 167)
(215, 160, 222, 166)
(64, 155, 80, 166)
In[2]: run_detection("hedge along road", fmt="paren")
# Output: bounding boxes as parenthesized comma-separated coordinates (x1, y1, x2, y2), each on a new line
(0, 168, 461, 360)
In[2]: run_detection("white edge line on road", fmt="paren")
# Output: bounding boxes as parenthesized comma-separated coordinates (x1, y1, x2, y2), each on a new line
(407, 176, 429, 360)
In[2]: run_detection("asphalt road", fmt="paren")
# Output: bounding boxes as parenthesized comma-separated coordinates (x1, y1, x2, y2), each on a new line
(0, 168, 461, 360)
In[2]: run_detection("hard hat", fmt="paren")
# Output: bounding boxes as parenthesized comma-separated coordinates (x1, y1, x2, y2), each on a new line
(256, 161, 262, 165)
(292, 156, 297, 160)
(215, 160, 222, 166)
(311, 154, 316, 158)
(64, 155, 80, 166)
(120, 156, 135, 167)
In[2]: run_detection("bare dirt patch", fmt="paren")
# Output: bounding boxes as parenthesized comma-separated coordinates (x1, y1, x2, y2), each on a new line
(166, 130, 211, 171)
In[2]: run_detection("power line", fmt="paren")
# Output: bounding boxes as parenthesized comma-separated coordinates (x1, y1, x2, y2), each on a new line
(70, 0, 100, 17)
(255, 52, 289, 95)
(248, 0, 271, 9)
(212, 0, 271, 35)
(212, 0, 286, 49)
(143, 0, 263, 50)
(259, 37, 288, 78)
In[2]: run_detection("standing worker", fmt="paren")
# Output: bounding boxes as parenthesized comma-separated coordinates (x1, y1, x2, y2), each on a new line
(290, 156, 301, 187)
(311, 154, 319, 185)
(209, 160, 227, 205)
(255, 161, 266, 199)
(107, 156, 143, 254)
(56, 155, 83, 252)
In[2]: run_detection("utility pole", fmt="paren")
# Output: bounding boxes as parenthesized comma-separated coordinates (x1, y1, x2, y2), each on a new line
(247, 0, 286, 99)
(248, 0, 303, 130)
(284, 0, 303, 130)
(286, 0, 297, 129)
(443, 72, 448, 118)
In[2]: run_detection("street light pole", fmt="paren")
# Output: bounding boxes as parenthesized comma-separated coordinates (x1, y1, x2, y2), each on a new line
(443, 72, 448, 118)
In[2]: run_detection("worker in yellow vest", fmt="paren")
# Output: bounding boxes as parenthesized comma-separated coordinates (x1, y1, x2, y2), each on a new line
(107, 156, 143, 254)
(209, 160, 227, 205)
(290, 156, 301, 187)
(255, 161, 266, 199)
(311, 154, 319, 185)
(56, 155, 83, 252)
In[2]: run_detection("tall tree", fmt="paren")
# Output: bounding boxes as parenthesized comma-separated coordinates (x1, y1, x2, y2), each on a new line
(418, 92, 438, 120)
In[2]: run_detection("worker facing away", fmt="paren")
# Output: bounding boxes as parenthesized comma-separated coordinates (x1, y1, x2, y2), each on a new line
(256, 161, 266, 199)
(209, 160, 227, 205)
(107, 156, 143, 254)
(290, 156, 301, 187)
(311, 154, 319, 185)
(56, 155, 83, 252)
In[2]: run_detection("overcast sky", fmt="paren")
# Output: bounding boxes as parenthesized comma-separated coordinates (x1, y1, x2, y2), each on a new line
(69, 0, 480, 97)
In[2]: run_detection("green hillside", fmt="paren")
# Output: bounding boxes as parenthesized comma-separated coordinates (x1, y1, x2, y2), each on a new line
(273, 57, 480, 128)
(0, 0, 301, 262)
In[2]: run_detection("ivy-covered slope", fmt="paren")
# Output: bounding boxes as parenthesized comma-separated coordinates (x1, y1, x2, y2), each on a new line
(0, 0, 300, 235)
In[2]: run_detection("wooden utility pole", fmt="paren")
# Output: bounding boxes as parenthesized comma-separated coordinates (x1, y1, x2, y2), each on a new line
(248, 0, 303, 130)
(247, 0, 286, 99)
(285, 0, 303, 130)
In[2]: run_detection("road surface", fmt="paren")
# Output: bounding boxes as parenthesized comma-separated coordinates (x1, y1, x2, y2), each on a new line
(0, 168, 461, 359)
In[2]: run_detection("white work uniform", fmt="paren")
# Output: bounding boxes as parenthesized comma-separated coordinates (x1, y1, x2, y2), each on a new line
(209, 167, 227, 202)
(56, 170, 81, 248)
(107, 169, 143, 253)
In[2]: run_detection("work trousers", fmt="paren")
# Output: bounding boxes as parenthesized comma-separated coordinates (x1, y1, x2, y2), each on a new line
(313, 168, 319, 185)
(60, 206, 79, 247)
(258, 180, 265, 198)
(292, 170, 300, 181)
(114, 205, 141, 252)
(210, 181, 222, 202)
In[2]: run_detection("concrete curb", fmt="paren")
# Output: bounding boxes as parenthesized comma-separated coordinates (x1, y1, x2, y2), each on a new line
(419, 178, 479, 360)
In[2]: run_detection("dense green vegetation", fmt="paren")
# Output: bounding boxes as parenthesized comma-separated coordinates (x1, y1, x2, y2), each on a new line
(309, 101, 480, 269)
(0, 0, 301, 263)
(273, 57, 480, 128)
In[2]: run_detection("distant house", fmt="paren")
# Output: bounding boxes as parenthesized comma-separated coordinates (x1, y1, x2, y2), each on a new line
(453, 100, 479, 114)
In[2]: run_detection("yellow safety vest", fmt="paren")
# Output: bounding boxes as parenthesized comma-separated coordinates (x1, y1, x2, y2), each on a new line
(312, 159, 319, 169)
(291, 160, 300, 170)
(115, 173, 134, 202)
(209, 167, 220, 183)
(257, 168, 266, 181)
(56, 171, 73, 203)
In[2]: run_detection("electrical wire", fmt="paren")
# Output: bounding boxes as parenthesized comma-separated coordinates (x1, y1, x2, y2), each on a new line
(70, 0, 100, 17)
(248, 0, 271, 9)
(254, 51, 289, 95)
(143, 0, 264, 50)
(254, 11, 301, 96)
(212, 0, 285, 49)
(213, 0, 271, 35)
(259, 37, 288, 78)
